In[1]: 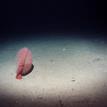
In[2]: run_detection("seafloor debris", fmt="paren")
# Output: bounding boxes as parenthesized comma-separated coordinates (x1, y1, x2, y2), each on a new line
(93, 57, 101, 62)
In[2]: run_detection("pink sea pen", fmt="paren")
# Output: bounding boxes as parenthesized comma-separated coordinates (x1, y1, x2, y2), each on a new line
(16, 47, 34, 80)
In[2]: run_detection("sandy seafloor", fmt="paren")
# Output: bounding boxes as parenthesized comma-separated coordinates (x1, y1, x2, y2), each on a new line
(0, 35, 107, 107)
